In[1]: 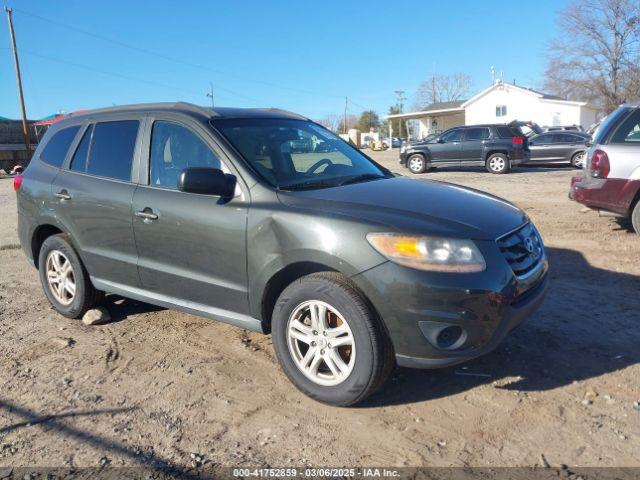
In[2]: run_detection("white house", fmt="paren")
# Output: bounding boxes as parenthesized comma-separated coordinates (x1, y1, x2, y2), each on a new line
(387, 82, 599, 139)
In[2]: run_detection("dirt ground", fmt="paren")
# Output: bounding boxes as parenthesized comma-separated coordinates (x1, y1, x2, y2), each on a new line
(0, 151, 639, 473)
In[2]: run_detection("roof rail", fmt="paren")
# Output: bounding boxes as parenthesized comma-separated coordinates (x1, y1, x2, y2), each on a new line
(264, 108, 308, 120)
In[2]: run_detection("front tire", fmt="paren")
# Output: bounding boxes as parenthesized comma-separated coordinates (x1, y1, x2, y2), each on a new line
(271, 272, 394, 406)
(486, 153, 510, 174)
(407, 154, 427, 174)
(38, 234, 103, 319)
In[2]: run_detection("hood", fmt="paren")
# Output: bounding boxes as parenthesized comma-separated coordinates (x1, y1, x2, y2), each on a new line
(277, 177, 527, 240)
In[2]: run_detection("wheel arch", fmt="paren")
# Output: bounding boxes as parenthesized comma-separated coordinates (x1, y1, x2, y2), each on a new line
(484, 149, 508, 161)
(259, 261, 338, 333)
(31, 224, 65, 269)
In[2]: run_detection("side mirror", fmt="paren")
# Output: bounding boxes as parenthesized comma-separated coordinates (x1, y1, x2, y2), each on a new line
(437, 138, 445, 143)
(178, 167, 236, 197)
(529, 141, 535, 146)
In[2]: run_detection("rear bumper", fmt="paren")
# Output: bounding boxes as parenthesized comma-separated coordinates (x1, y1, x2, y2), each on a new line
(570, 176, 640, 216)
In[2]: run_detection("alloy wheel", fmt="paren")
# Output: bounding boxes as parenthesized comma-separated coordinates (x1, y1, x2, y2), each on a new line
(45, 250, 76, 306)
(286, 300, 356, 386)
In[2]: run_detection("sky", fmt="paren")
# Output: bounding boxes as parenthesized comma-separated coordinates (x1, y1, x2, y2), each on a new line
(0, 0, 570, 121)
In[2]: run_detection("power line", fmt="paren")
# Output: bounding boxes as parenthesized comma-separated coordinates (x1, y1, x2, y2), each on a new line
(11, 7, 369, 105)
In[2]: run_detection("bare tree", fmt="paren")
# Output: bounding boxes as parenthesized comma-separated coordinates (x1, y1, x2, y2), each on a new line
(317, 113, 357, 132)
(412, 73, 473, 110)
(544, 0, 640, 113)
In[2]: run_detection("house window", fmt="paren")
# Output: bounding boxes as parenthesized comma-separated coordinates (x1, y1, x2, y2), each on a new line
(496, 105, 507, 117)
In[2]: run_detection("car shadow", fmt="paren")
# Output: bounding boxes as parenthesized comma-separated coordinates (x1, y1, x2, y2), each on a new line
(362, 246, 640, 407)
(0, 398, 201, 478)
(423, 165, 575, 174)
(101, 295, 165, 324)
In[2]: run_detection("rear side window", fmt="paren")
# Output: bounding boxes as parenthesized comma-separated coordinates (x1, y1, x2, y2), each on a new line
(70, 125, 93, 172)
(86, 121, 139, 181)
(40, 126, 80, 167)
(610, 109, 640, 144)
(464, 127, 490, 140)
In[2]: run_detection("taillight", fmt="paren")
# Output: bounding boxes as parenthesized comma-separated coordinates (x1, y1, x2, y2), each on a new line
(591, 149, 610, 178)
(512, 136, 524, 145)
(13, 173, 23, 192)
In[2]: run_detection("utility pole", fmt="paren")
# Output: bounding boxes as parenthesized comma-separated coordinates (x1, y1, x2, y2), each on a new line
(206, 82, 214, 108)
(394, 90, 405, 138)
(343, 96, 348, 134)
(5, 7, 30, 153)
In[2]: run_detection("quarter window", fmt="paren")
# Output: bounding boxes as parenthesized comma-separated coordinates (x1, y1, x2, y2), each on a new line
(86, 121, 139, 181)
(496, 105, 507, 117)
(611, 109, 640, 143)
(149, 121, 222, 189)
(496, 126, 517, 138)
(40, 126, 80, 167)
(70, 125, 93, 172)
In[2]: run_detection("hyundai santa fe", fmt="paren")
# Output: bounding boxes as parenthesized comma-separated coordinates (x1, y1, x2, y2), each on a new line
(15, 102, 548, 406)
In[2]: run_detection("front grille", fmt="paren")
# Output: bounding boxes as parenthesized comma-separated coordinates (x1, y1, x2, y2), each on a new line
(497, 223, 544, 277)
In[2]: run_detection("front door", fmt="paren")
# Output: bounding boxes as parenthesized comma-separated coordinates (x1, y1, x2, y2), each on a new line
(51, 119, 142, 287)
(529, 133, 558, 162)
(429, 128, 463, 165)
(132, 118, 250, 316)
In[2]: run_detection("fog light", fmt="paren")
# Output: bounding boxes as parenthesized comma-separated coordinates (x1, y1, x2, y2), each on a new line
(436, 326, 463, 349)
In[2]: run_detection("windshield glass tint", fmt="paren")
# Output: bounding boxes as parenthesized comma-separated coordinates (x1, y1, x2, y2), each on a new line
(214, 118, 386, 189)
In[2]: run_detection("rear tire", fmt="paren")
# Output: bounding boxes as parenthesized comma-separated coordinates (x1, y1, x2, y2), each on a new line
(271, 272, 394, 406)
(632, 201, 640, 235)
(38, 234, 104, 319)
(407, 154, 427, 174)
(486, 153, 510, 174)
(571, 151, 586, 169)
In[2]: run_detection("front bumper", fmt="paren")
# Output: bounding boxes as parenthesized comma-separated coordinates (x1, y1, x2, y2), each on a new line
(351, 238, 548, 369)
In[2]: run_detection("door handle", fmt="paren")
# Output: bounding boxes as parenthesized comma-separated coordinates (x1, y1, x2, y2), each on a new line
(54, 190, 71, 201)
(134, 209, 158, 220)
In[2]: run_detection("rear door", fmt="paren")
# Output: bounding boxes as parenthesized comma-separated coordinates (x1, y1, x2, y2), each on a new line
(430, 128, 463, 164)
(461, 127, 490, 164)
(131, 115, 251, 317)
(51, 117, 143, 287)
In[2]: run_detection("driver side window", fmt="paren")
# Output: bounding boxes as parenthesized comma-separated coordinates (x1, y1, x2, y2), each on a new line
(440, 129, 463, 142)
(149, 121, 223, 189)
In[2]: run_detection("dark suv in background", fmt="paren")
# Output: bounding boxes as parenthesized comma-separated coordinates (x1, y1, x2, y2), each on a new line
(15, 102, 548, 406)
(400, 124, 530, 174)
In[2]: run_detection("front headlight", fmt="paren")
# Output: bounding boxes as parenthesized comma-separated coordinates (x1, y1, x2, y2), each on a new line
(400, 145, 407, 153)
(366, 233, 486, 272)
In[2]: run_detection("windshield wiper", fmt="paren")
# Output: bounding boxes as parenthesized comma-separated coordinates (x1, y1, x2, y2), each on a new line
(337, 173, 386, 186)
(280, 180, 337, 191)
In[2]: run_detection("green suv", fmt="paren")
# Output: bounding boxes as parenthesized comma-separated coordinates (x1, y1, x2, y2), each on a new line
(15, 103, 548, 406)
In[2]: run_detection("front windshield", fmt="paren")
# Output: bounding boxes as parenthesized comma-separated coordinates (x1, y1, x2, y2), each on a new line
(213, 118, 388, 190)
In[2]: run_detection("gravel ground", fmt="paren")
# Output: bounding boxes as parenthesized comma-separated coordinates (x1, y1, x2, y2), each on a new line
(0, 152, 639, 473)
